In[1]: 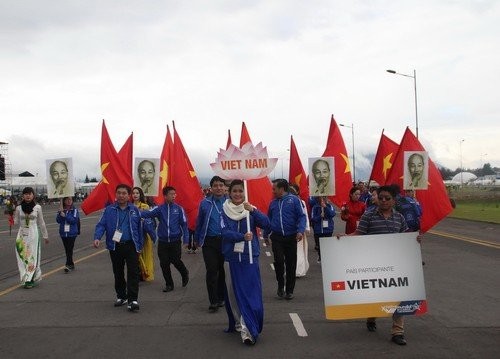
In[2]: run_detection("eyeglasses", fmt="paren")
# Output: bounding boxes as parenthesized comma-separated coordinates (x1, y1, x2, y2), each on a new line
(378, 195, 393, 201)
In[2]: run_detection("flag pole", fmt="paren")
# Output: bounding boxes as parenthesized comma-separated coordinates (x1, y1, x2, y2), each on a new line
(244, 179, 253, 264)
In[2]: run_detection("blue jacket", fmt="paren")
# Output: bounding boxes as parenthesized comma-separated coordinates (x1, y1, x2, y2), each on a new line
(310, 203, 335, 235)
(194, 195, 228, 247)
(395, 195, 422, 232)
(56, 207, 80, 238)
(221, 207, 270, 262)
(264, 193, 306, 237)
(141, 202, 188, 244)
(94, 202, 144, 252)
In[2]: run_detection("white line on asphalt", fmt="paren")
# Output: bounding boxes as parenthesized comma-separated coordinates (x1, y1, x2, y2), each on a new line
(289, 313, 308, 337)
(265, 251, 271, 256)
(270, 263, 274, 271)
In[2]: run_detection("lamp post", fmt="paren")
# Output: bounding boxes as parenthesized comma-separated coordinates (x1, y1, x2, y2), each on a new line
(386, 69, 419, 138)
(339, 123, 355, 182)
(460, 139, 465, 185)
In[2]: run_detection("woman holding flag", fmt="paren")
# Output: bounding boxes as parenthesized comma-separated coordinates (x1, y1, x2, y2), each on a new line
(221, 179, 269, 345)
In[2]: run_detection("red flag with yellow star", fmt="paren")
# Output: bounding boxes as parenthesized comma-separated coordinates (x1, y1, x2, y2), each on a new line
(171, 122, 204, 230)
(288, 135, 309, 203)
(81, 121, 133, 214)
(368, 130, 399, 186)
(385, 127, 452, 232)
(239, 122, 273, 213)
(153, 125, 173, 205)
(322, 115, 352, 207)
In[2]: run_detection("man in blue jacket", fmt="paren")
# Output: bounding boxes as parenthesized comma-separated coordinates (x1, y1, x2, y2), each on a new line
(93, 184, 143, 312)
(195, 176, 228, 313)
(264, 179, 306, 300)
(142, 186, 189, 293)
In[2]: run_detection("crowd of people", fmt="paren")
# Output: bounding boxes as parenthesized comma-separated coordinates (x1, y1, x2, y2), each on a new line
(9, 177, 423, 347)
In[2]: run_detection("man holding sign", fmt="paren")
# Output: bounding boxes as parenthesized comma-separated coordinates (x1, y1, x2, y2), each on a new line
(338, 184, 422, 345)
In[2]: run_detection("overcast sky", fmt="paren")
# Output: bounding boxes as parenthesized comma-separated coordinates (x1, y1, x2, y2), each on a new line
(1, 0, 499, 183)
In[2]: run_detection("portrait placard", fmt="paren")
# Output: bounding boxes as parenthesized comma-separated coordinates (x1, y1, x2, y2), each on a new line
(134, 158, 160, 196)
(46, 158, 74, 199)
(308, 157, 335, 196)
(403, 151, 428, 190)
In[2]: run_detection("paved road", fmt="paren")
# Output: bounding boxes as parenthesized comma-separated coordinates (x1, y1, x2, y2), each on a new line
(0, 205, 499, 358)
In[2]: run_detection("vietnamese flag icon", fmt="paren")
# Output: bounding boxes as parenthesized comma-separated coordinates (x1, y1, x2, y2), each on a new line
(331, 281, 346, 291)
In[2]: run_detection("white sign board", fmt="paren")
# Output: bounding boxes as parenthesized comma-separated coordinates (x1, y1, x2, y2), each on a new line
(320, 232, 427, 320)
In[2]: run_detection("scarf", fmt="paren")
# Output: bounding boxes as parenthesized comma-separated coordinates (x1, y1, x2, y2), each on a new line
(222, 199, 248, 221)
(21, 200, 36, 215)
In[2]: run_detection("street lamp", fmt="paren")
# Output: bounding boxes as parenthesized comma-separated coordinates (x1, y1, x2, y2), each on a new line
(386, 69, 419, 138)
(460, 139, 465, 185)
(339, 123, 355, 182)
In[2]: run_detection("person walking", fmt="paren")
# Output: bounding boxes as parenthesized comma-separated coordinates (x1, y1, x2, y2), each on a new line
(340, 186, 366, 234)
(141, 186, 189, 292)
(221, 179, 270, 345)
(310, 196, 335, 263)
(264, 179, 306, 300)
(132, 186, 156, 281)
(14, 187, 49, 288)
(93, 184, 143, 312)
(339, 185, 421, 346)
(56, 196, 80, 273)
(195, 176, 228, 312)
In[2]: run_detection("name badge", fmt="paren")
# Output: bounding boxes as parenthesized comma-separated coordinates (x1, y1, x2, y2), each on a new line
(112, 230, 122, 243)
(322, 220, 329, 228)
(233, 241, 245, 253)
(64, 224, 70, 232)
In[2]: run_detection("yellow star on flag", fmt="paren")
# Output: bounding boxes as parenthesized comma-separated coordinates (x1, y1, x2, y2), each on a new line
(159, 160, 169, 188)
(340, 153, 351, 174)
(101, 162, 110, 184)
(382, 153, 393, 179)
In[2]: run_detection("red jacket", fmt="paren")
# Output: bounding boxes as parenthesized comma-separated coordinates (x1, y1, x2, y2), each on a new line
(340, 200, 366, 234)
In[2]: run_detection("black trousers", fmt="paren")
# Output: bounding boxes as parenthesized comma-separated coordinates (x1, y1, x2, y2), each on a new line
(271, 233, 297, 295)
(109, 241, 139, 302)
(202, 236, 225, 305)
(157, 240, 189, 288)
(61, 236, 76, 266)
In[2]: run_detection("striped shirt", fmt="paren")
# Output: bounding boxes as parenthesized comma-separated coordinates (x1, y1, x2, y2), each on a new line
(357, 208, 408, 235)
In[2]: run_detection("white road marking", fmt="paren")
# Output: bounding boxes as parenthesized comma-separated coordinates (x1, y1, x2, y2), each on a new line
(270, 263, 275, 271)
(289, 313, 308, 337)
(265, 251, 271, 257)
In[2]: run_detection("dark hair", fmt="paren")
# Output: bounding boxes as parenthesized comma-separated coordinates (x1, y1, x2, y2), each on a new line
(22, 187, 35, 195)
(272, 178, 289, 192)
(162, 186, 175, 196)
(50, 160, 68, 173)
(289, 183, 299, 195)
(389, 183, 401, 195)
(210, 176, 226, 187)
(115, 184, 132, 194)
(228, 179, 244, 193)
(377, 185, 397, 198)
(349, 186, 360, 196)
(132, 187, 146, 203)
(312, 159, 330, 172)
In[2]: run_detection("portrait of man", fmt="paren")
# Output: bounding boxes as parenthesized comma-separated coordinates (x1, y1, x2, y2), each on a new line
(403, 151, 428, 190)
(308, 157, 335, 196)
(134, 158, 160, 196)
(46, 158, 75, 199)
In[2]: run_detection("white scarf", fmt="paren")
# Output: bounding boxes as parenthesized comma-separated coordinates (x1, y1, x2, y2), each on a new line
(223, 199, 248, 221)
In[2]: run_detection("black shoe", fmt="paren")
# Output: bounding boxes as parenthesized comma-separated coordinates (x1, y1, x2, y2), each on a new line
(277, 289, 284, 299)
(114, 298, 127, 307)
(217, 300, 225, 307)
(208, 304, 218, 313)
(285, 293, 294, 300)
(163, 285, 174, 292)
(392, 335, 407, 345)
(366, 321, 377, 332)
(64, 266, 70, 273)
(127, 300, 140, 312)
(182, 272, 189, 287)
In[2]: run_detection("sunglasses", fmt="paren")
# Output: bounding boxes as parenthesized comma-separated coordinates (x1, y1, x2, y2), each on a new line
(378, 195, 393, 201)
